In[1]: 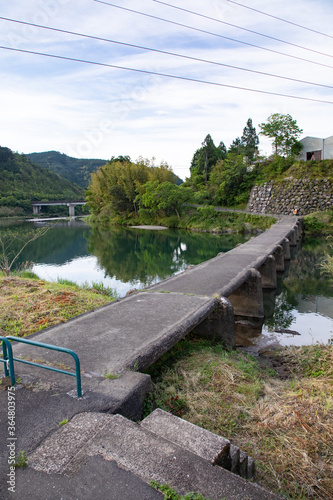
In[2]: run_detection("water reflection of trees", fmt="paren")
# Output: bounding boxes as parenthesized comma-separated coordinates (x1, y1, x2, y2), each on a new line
(265, 236, 333, 331)
(88, 226, 247, 286)
(0, 222, 90, 267)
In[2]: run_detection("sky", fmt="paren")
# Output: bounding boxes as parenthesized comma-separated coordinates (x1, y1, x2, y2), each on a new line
(0, 0, 332, 180)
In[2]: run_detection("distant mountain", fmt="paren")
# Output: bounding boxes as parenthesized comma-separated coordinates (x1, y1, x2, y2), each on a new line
(0, 147, 84, 215)
(26, 151, 107, 189)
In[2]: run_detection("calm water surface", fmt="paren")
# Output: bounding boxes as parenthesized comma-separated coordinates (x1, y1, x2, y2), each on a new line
(1, 219, 332, 346)
(1, 219, 248, 296)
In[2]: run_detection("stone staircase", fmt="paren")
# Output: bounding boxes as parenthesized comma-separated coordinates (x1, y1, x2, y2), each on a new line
(141, 409, 255, 481)
(26, 410, 280, 500)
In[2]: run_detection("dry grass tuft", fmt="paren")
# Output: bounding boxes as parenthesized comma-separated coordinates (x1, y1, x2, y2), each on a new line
(152, 341, 333, 499)
(0, 276, 112, 337)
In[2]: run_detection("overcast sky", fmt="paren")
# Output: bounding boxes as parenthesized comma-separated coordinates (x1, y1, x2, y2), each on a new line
(1, 0, 332, 180)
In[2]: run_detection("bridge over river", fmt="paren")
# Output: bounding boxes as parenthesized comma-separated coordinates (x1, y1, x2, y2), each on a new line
(32, 200, 86, 217)
(0, 217, 300, 499)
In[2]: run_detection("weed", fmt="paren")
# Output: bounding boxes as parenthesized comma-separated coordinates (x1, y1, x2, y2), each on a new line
(149, 481, 215, 500)
(56, 278, 78, 287)
(104, 372, 121, 380)
(15, 450, 28, 468)
(142, 392, 155, 419)
(91, 281, 118, 298)
(58, 419, 68, 426)
(19, 270, 40, 280)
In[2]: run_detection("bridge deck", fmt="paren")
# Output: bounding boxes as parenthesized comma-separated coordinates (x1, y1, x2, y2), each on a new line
(9, 217, 299, 384)
(150, 216, 296, 297)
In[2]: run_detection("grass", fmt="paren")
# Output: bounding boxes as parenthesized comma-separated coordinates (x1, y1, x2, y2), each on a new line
(149, 481, 215, 500)
(303, 211, 333, 235)
(146, 337, 333, 500)
(0, 273, 116, 338)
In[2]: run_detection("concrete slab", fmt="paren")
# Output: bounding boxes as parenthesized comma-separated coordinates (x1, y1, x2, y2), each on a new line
(10, 292, 217, 378)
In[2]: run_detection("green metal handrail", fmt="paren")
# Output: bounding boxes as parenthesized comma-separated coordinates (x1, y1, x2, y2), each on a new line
(0, 337, 16, 386)
(3, 336, 82, 397)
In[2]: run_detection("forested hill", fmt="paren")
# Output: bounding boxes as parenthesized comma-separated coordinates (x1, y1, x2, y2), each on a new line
(26, 151, 107, 188)
(0, 147, 84, 215)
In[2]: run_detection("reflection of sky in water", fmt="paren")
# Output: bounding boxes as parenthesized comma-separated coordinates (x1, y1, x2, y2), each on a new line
(262, 293, 333, 346)
(33, 255, 176, 297)
(262, 309, 333, 346)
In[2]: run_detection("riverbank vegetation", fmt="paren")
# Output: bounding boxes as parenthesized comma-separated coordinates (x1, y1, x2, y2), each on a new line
(85, 153, 276, 233)
(0, 273, 115, 338)
(146, 337, 333, 500)
(86, 115, 332, 234)
(303, 210, 333, 235)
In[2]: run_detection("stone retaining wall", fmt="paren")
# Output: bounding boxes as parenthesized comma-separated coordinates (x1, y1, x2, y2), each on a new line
(247, 178, 333, 215)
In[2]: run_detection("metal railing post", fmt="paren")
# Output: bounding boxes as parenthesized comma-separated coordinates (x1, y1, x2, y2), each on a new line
(0, 336, 16, 386)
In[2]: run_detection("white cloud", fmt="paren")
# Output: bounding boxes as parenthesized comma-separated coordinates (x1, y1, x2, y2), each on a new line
(0, 0, 332, 179)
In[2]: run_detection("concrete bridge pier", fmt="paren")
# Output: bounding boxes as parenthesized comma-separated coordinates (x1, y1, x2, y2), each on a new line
(68, 204, 75, 217)
(295, 221, 302, 240)
(282, 238, 291, 260)
(32, 205, 41, 215)
(288, 228, 298, 246)
(191, 297, 235, 348)
(258, 255, 277, 289)
(273, 245, 285, 272)
(228, 268, 264, 322)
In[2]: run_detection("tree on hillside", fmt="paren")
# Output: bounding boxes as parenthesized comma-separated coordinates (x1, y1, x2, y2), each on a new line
(259, 113, 303, 157)
(228, 137, 243, 156)
(190, 134, 227, 186)
(208, 155, 254, 207)
(228, 118, 259, 162)
(241, 118, 259, 162)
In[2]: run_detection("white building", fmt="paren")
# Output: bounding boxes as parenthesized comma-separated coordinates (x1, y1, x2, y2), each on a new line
(299, 136, 333, 161)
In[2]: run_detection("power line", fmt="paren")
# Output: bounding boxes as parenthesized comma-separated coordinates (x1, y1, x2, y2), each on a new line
(225, 0, 333, 40)
(1, 44, 332, 104)
(1, 16, 332, 89)
(153, 0, 333, 60)
(93, 1, 333, 70)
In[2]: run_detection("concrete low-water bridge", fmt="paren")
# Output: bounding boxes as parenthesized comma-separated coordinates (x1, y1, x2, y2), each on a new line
(10, 216, 301, 381)
(0, 217, 301, 499)
(32, 200, 86, 217)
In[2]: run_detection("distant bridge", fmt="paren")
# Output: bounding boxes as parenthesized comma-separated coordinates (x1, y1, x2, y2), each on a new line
(32, 200, 87, 217)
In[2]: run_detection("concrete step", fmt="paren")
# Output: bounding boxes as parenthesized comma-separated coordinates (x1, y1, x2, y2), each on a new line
(141, 409, 255, 480)
(27, 412, 281, 500)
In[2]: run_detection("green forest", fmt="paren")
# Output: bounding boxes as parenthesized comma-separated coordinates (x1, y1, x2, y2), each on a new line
(26, 150, 107, 188)
(0, 147, 84, 216)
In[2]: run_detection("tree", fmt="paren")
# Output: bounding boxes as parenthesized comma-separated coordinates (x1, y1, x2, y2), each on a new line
(259, 113, 303, 157)
(241, 118, 259, 162)
(190, 134, 227, 186)
(228, 119, 259, 162)
(139, 181, 190, 220)
(228, 137, 243, 156)
(87, 159, 178, 219)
